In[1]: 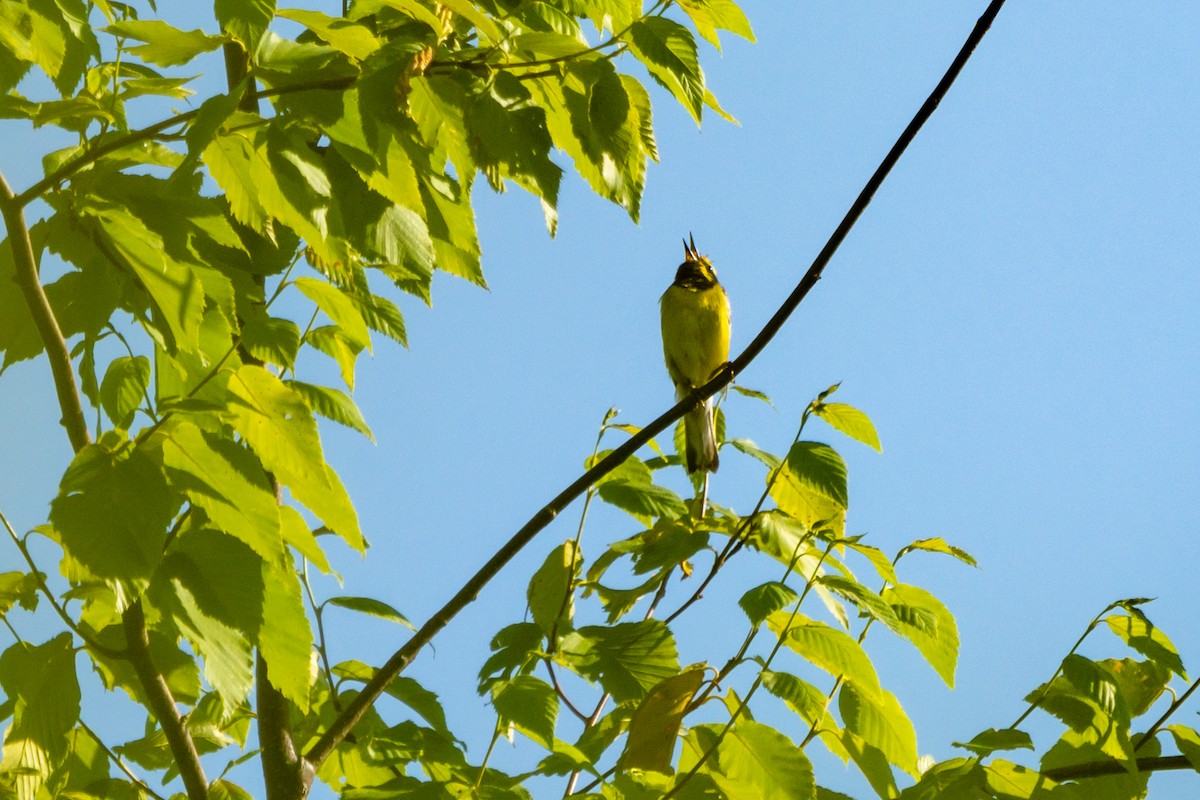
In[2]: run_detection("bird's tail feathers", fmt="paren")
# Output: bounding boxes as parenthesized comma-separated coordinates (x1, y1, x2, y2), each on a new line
(684, 398, 719, 474)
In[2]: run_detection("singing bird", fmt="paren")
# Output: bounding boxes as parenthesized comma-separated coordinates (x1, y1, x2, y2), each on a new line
(660, 235, 731, 474)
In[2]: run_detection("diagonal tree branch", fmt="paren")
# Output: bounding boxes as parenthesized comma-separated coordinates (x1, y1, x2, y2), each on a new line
(305, 0, 1009, 770)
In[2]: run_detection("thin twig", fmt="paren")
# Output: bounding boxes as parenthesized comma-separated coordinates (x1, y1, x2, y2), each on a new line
(0, 508, 127, 660)
(1136, 675, 1200, 752)
(79, 720, 167, 800)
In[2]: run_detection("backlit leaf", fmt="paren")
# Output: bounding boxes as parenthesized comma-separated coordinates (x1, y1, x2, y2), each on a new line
(619, 668, 704, 773)
(224, 366, 364, 550)
(681, 720, 815, 799)
(492, 675, 558, 749)
(558, 620, 679, 703)
(105, 20, 226, 66)
(99, 355, 149, 429)
(883, 583, 958, 688)
(625, 17, 704, 122)
(287, 380, 375, 442)
(814, 402, 881, 452)
(838, 683, 917, 777)
(769, 612, 881, 701)
(260, 554, 314, 710)
(528, 540, 581, 634)
(326, 596, 414, 630)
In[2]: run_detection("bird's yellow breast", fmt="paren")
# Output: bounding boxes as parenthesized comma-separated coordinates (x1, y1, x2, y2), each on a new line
(660, 282, 731, 392)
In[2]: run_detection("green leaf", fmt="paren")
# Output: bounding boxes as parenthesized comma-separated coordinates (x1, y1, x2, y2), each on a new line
(883, 583, 958, 689)
(279, 505, 332, 573)
(681, 720, 815, 799)
(769, 612, 881, 701)
(326, 596, 415, 630)
(814, 402, 882, 452)
(287, 380, 375, 442)
(527, 540, 581, 634)
(842, 730, 897, 800)
(81, 202, 205, 354)
(983, 759, 1059, 800)
(420, 176, 483, 286)
(276, 9, 381, 61)
(0, 571, 38, 615)
(465, 72, 562, 209)
(492, 675, 558, 749)
(676, 0, 755, 49)
(216, 0, 276, 49)
(478, 622, 543, 688)
(49, 443, 178, 584)
(731, 384, 773, 406)
(305, 325, 364, 390)
(99, 355, 149, 429)
(597, 479, 687, 524)
(838, 683, 917, 777)
(558, 620, 679, 703)
(1029, 665, 1134, 766)
(260, 554, 314, 710)
(210, 780, 255, 800)
(171, 573, 257, 711)
(1105, 613, 1187, 680)
(953, 728, 1034, 756)
(619, 668, 703, 773)
(348, 289, 407, 348)
(739, 581, 800, 626)
(760, 670, 846, 760)
(158, 420, 283, 561)
(437, 0, 502, 42)
(295, 277, 371, 350)
(770, 441, 848, 536)
(0, 635, 80, 797)
(626, 17, 704, 122)
(1103, 657, 1169, 718)
(1168, 725, 1200, 772)
(898, 537, 977, 567)
(105, 20, 226, 66)
(819, 576, 903, 635)
(224, 365, 364, 551)
(241, 310, 301, 370)
(385, 676, 451, 737)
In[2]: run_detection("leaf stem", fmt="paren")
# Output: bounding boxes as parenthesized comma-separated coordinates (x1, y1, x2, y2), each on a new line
(79, 719, 167, 800)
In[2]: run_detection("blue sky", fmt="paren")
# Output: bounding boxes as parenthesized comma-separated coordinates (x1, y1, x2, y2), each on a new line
(2, 2, 1198, 797)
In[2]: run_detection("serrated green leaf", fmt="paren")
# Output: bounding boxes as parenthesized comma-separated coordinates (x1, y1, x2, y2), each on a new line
(241, 310, 301, 370)
(681, 720, 815, 799)
(770, 441, 848, 536)
(769, 612, 881, 701)
(99, 355, 149, 430)
(739, 581, 800, 626)
(279, 505, 332, 573)
(224, 365, 364, 551)
(954, 728, 1034, 756)
(0, 634, 80, 799)
(305, 325, 364, 390)
(287, 380, 375, 442)
(820, 575, 903, 635)
(106, 20, 226, 66)
(1105, 613, 1187, 680)
(883, 583, 958, 689)
(260, 554, 313, 710)
(478, 622, 543, 688)
(619, 668, 703, 772)
(326, 596, 414, 630)
(295, 277, 371, 350)
(158, 420, 283, 560)
(49, 443, 177, 584)
(759, 670, 846, 760)
(492, 675, 558, 749)
(528, 540, 581, 634)
(898, 537, 977, 567)
(558, 620, 679, 703)
(677, 0, 755, 49)
(438, 0, 501, 42)
(597, 479, 686, 524)
(839, 683, 917, 777)
(1168, 725, 1200, 772)
(81, 202, 205, 354)
(815, 402, 881, 452)
(626, 17, 704, 122)
(729, 438, 782, 470)
(276, 9, 381, 61)
(0, 572, 38, 615)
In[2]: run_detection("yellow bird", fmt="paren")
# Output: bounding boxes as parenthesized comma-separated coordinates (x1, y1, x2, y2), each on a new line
(660, 235, 731, 474)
